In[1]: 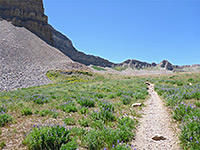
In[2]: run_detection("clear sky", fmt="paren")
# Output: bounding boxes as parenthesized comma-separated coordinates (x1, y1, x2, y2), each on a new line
(44, 0, 200, 65)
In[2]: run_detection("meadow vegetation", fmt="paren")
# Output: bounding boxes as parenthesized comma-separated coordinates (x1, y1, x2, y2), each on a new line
(0, 70, 148, 150)
(0, 71, 199, 150)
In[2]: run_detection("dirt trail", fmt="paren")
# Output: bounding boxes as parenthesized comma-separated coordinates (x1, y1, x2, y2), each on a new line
(132, 83, 180, 150)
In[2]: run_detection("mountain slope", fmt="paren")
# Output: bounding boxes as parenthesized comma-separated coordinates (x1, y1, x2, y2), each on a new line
(0, 20, 88, 91)
(50, 26, 115, 67)
(0, 0, 54, 45)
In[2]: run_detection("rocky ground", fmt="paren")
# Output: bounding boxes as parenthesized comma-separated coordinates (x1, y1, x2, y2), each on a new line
(0, 20, 89, 91)
(90, 66, 174, 76)
(131, 83, 180, 150)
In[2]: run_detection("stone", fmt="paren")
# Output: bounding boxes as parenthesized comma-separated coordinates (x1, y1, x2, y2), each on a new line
(145, 82, 151, 86)
(132, 103, 142, 107)
(152, 135, 167, 141)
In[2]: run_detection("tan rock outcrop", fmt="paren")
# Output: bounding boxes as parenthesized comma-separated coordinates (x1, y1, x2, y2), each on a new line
(0, 0, 53, 45)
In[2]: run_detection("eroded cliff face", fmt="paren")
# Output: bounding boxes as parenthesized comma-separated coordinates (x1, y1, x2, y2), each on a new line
(0, 0, 54, 45)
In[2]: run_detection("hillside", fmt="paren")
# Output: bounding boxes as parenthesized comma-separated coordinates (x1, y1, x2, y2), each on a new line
(50, 26, 115, 67)
(0, 20, 89, 91)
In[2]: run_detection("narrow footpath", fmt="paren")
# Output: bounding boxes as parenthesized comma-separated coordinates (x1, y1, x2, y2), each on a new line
(132, 83, 180, 150)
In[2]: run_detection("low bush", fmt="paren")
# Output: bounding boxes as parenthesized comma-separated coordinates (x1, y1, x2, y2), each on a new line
(0, 113, 12, 127)
(79, 107, 89, 114)
(24, 125, 71, 150)
(0, 105, 7, 113)
(21, 107, 32, 116)
(31, 94, 49, 104)
(79, 117, 90, 127)
(58, 101, 77, 113)
(39, 109, 58, 118)
(118, 117, 136, 129)
(98, 100, 114, 112)
(195, 101, 200, 107)
(121, 95, 132, 105)
(112, 144, 132, 150)
(90, 109, 115, 122)
(77, 97, 95, 107)
(91, 65, 106, 71)
(64, 117, 76, 125)
(82, 129, 103, 150)
(90, 120, 104, 130)
(173, 103, 195, 121)
(60, 139, 78, 150)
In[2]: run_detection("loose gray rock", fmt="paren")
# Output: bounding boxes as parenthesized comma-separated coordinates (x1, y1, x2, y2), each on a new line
(132, 103, 142, 107)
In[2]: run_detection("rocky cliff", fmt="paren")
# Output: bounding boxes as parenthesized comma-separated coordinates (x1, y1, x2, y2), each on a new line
(50, 26, 115, 67)
(0, 0, 54, 45)
(1, 0, 197, 71)
(0, 0, 115, 67)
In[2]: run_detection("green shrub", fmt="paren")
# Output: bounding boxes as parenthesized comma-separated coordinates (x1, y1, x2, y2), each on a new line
(173, 103, 194, 121)
(108, 93, 117, 99)
(98, 100, 114, 112)
(112, 144, 131, 150)
(117, 125, 134, 142)
(0, 105, 7, 113)
(63, 117, 76, 125)
(121, 95, 132, 105)
(82, 129, 103, 150)
(118, 117, 135, 129)
(24, 125, 71, 150)
(79, 107, 89, 114)
(31, 94, 49, 104)
(60, 139, 78, 150)
(21, 107, 32, 116)
(90, 120, 104, 130)
(39, 109, 58, 118)
(94, 92, 105, 98)
(59, 101, 77, 113)
(34, 110, 40, 114)
(90, 109, 115, 122)
(177, 82, 183, 86)
(78, 97, 95, 107)
(0, 113, 12, 127)
(79, 117, 90, 127)
(0, 141, 6, 149)
(91, 65, 106, 71)
(195, 101, 200, 107)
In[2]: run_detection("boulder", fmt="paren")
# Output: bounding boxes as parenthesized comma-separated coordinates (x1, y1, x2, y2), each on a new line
(132, 103, 142, 107)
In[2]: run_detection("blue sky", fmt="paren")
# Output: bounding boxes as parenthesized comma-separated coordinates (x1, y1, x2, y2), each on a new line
(44, 0, 200, 65)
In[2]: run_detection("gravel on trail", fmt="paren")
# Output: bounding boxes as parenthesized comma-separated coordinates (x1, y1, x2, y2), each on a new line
(0, 19, 89, 91)
(132, 83, 181, 150)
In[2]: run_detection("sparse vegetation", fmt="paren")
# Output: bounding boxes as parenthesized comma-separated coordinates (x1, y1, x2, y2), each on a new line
(0, 71, 148, 149)
(92, 65, 107, 71)
(1, 70, 200, 149)
(154, 73, 200, 150)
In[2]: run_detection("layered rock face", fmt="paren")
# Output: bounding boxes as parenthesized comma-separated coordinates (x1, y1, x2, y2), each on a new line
(50, 26, 115, 67)
(0, 0, 54, 45)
